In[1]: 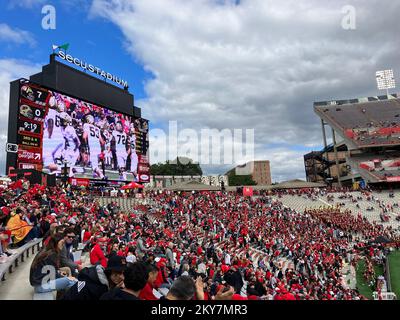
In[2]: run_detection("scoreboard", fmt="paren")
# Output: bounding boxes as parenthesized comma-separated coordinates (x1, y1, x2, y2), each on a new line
(134, 118, 150, 182)
(16, 80, 48, 171)
(13, 79, 150, 183)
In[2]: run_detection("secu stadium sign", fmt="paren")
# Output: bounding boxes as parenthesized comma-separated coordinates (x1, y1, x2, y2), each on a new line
(56, 50, 129, 88)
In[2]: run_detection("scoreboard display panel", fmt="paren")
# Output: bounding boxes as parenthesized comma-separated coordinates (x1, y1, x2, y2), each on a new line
(15, 79, 150, 182)
(18, 119, 42, 135)
(20, 83, 49, 106)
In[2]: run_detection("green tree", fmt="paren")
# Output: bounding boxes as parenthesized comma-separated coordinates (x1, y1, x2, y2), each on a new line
(227, 170, 257, 186)
(150, 157, 203, 176)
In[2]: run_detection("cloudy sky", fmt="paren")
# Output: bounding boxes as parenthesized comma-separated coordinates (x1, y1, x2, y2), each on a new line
(0, 0, 399, 181)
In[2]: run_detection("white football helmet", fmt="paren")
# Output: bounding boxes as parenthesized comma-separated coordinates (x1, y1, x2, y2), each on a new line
(116, 122, 123, 132)
(86, 114, 94, 124)
(57, 101, 66, 112)
(20, 105, 33, 119)
(59, 112, 71, 126)
(49, 96, 56, 108)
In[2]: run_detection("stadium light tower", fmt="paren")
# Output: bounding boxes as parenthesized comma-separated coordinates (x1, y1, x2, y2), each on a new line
(376, 69, 396, 96)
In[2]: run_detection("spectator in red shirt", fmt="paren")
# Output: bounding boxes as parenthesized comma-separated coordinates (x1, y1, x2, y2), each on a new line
(139, 264, 159, 300)
(90, 236, 108, 268)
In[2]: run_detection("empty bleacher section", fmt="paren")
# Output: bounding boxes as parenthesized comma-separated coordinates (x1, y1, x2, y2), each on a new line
(279, 191, 400, 232)
(277, 194, 328, 212)
(96, 196, 154, 212)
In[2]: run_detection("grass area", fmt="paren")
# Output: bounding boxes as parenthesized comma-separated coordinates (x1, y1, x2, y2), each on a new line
(355, 260, 384, 299)
(388, 250, 400, 299)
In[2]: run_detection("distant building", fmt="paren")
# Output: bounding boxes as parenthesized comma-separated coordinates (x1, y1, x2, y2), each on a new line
(232, 160, 272, 185)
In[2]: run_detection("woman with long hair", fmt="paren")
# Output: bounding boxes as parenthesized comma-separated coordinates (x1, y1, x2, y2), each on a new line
(30, 234, 77, 293)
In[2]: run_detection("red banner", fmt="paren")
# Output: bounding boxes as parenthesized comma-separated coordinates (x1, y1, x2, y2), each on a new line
(18, 163, 38, 170)
(69, 178, 90, 186)
(386, 176, 400, 182)
(243, 187, 253, 196)
(345, 129, 355, 139)
(17, 147, 42, 164)
(378, 127, 400, 136)
(138, 155, 150, 183)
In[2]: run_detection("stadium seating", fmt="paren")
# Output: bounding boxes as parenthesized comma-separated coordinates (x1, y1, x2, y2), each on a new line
(97, 196, 153, 212)
(277, 194, 325, 212)
(315, 98, 400, 148)
(279, 191, 400, 231)
(346, 153, 400, 183)
(0, 239, 42, 282)
(2, 184, 399, 301)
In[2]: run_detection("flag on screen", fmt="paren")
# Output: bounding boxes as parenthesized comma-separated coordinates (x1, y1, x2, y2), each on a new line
(52, 43, 70, 51)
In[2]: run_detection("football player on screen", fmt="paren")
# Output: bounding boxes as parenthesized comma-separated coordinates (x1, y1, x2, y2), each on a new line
(60, 112, 80, 177)
(101, 123, 113, 169)
(127, 129, 139, 181)
(82, 114, 104, 179)
(42, 95, 66, 172)
(112, 121, 129, 180)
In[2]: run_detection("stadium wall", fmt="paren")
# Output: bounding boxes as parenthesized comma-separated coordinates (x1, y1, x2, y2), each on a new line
(5, 80, 20, 174)
(29, 54, 135, 117)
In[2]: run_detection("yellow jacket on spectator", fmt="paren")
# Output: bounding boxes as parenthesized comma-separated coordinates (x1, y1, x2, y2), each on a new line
(7, 213, 32, 244)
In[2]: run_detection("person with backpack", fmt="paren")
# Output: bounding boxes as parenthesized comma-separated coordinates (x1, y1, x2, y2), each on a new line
(62, 255, 126, 300)
(30, 234, 77, 294)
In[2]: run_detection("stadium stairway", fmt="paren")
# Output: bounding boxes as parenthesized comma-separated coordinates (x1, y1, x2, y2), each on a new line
(0, 239, 43, 300)
(0, 240, 87, 300)
(0, 239, 42, 282)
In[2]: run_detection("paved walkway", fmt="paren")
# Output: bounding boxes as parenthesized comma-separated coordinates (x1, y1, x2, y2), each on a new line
(0, 253, 35, 300)
(341, 262, 357, 290)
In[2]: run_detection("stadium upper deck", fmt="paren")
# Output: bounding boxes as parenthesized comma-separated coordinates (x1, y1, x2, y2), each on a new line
(313, 94, 400, 185)
(315, 96, 400, 149)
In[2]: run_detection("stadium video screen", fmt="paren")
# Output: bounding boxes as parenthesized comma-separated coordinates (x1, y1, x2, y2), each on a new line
(16, 79, 150, 182)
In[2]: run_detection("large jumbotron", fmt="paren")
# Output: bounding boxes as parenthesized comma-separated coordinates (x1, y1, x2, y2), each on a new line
(6, 53, 150, 187)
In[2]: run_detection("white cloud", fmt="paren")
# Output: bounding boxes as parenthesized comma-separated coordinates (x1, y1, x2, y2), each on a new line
(0, 59, 41, 175)
(258, 147, 306, 182)
(91, 0, 400, 180)
(0, 23, 36, 47)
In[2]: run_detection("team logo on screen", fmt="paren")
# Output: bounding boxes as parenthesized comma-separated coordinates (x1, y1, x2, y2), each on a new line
(20, 84, 49, 106)
(20, 104, 34, 119)
(19, 104, 45, 122)
(20, 85, 35, 101)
